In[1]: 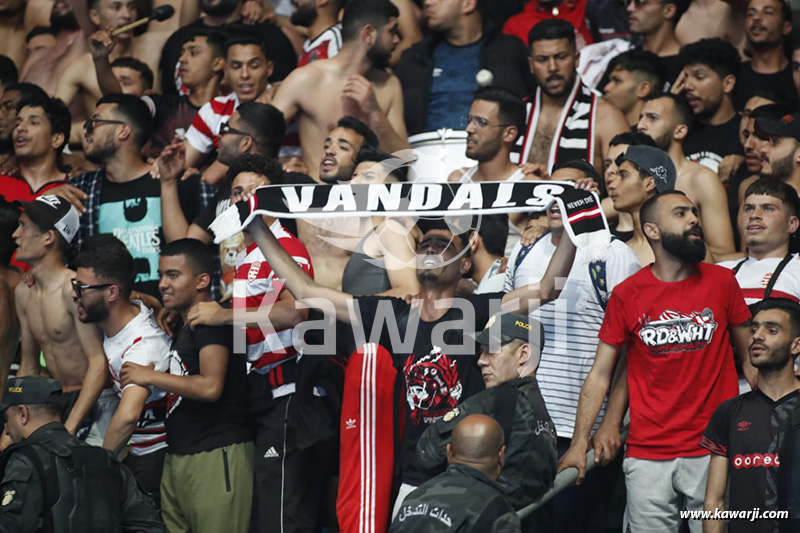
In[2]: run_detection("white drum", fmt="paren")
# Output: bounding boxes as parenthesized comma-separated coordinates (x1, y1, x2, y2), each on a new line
(406, 129, 474, 182)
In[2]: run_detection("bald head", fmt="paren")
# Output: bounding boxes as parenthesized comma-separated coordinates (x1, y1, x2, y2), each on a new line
(447, 414, 505, 479)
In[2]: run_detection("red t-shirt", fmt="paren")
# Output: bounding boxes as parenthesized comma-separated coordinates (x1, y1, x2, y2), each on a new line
(503, 0, 593, 49)
(598, 263, 751, 460)
(0, 174, 64, 203)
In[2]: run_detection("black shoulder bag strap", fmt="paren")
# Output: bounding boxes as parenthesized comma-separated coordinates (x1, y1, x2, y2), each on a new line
(763, 253, 794, 301)
(493, 384, 518, 446)
(731, 257, 749, 275)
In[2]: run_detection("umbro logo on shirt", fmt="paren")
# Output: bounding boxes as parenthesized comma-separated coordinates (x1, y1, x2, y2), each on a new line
(263, 447, 279, 459)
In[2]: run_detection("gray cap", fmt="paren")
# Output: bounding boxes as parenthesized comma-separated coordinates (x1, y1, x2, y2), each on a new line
(621, 145, 676, 193)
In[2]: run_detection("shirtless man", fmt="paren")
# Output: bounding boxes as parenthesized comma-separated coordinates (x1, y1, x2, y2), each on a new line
(272, 0, 409, 180)
(447, 86, 530, 256)
(0, 0, 27, 71)
(12, 195, 108, 440)
(20, 0, 88, 95)
(636, 93, 735, 259)
(56, 0, 171, 113)
(519, 19, 629, 176)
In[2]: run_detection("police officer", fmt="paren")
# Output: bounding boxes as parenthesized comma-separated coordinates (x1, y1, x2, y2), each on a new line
(0, 376, 165, 532)
(391, 414, 521, 532)
(416, 312, 558, 509)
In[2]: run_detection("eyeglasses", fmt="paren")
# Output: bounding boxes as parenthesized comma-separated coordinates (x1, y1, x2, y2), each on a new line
(71, 278, 112, 297)
(219, 121, 251, 137)
(83, 118, 126, 135)
(460, 115, 512, 130)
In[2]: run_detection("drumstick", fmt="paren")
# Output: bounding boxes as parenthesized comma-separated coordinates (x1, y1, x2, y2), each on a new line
(111, 5, 174, 36)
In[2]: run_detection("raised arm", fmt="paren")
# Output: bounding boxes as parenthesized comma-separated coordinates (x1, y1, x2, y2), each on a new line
(342, 74, 409, 154)
(557, 341, 621, 483)
(693, 168, 735, 260)
(271, 68, 305, 124)
(376, 218, 420, 298)
(249, 215, 355, 324)
(89, 30, 123, 96)
(502, 230, 576, 313)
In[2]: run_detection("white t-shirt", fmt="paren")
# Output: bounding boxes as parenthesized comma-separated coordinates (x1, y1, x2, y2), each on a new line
(103, 301, 171, 455)
(717, 254, 800, 305)
(505, 235, 641, 439)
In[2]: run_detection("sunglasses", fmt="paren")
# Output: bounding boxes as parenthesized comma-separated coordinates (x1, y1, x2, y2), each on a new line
(71, 278, 112, 298)
(219, 121, 251, 137)
(83, 118, 126, 135)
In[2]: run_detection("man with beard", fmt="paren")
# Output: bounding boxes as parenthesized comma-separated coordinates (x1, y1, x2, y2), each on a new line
(753, 113, 800, 198)
(74, 234, 171, 506)
(55, 0, 174, 111)
(734, 0, 798, 111)
(19, 0, 88, 96)
(447, 87, 529, 256)
(518, 20, 628, 176)
(0, 95, 70, 204)
(636, 93, 735, 260)
(13, 195, 110, 445)
(701, 298, 800, 533)
(394, 0, 533, 136)
(292, 0, 344, 67)
(273, 0, 409, 179)
(67, 94, 205, 297)
(560, 191, 756, 532)
(673, 38, 742, 174)
(158, 0, 296, 96)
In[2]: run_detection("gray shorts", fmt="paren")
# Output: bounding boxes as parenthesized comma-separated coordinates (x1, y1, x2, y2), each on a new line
(64, 387, 120, 446)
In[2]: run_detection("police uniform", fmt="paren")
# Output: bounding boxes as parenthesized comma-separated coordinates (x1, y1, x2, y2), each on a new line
(390, 463, 522, 532)
(0, 377, 165, 533)
(416, 314, 558, 509)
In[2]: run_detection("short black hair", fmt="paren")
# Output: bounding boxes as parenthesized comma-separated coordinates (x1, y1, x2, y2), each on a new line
(746, 0, 792, 23)
(76, 234, 135, 298)
(224, 35, 269, 61)
(0, 196, 21, 265)
(640, 190, 688, 231)
(354, 145, 408, 182)
(528, 19, 575, 48)
(678, 38, 741, 80)
(96, 93, 153, 148)
(552, 159, 602, 183)
(161, 238, 216, 277)
(25, 26, 56, 43)
(225, 153, 285, 186)
(607, 49, 665, 94)
(110, 57, 154, 91)
(341, 0, 399, 42)
(665, 0, 690, 23)
(644, 92, 693, 129)
(744, 178, 800, 218)
(337, 116, 379, 149)
(752, 297, 800, 337)
(3, 82, 47, 102)
(747, 87, 787, 107)
(0, 55, 18, 88)
(473, 86, 526, 140)
(16, 95, 72, 154)
(236, 102, 286, 158)
(475, 214, 508, 257)
(185, 28, 226, 59)
(609, 131, 657, 147)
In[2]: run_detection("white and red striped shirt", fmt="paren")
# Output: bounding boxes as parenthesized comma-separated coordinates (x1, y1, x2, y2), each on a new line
(185, 92, 240, 155)
(718, 254, 800, 305)
(233, 220, 313, 371)
(298, 24, 343, 67)
(103, 301, 171, 455)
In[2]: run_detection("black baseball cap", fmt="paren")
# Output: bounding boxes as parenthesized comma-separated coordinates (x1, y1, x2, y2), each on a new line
(14, 195, 79, 244)
(755, 113, 800, 143)
(620, 145, 676, 193)
(475, 312, 544, 347)
(0, 376, 63, 412)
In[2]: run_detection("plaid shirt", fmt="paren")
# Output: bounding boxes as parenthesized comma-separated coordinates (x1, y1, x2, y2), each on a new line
(66, 168, 218, 293)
